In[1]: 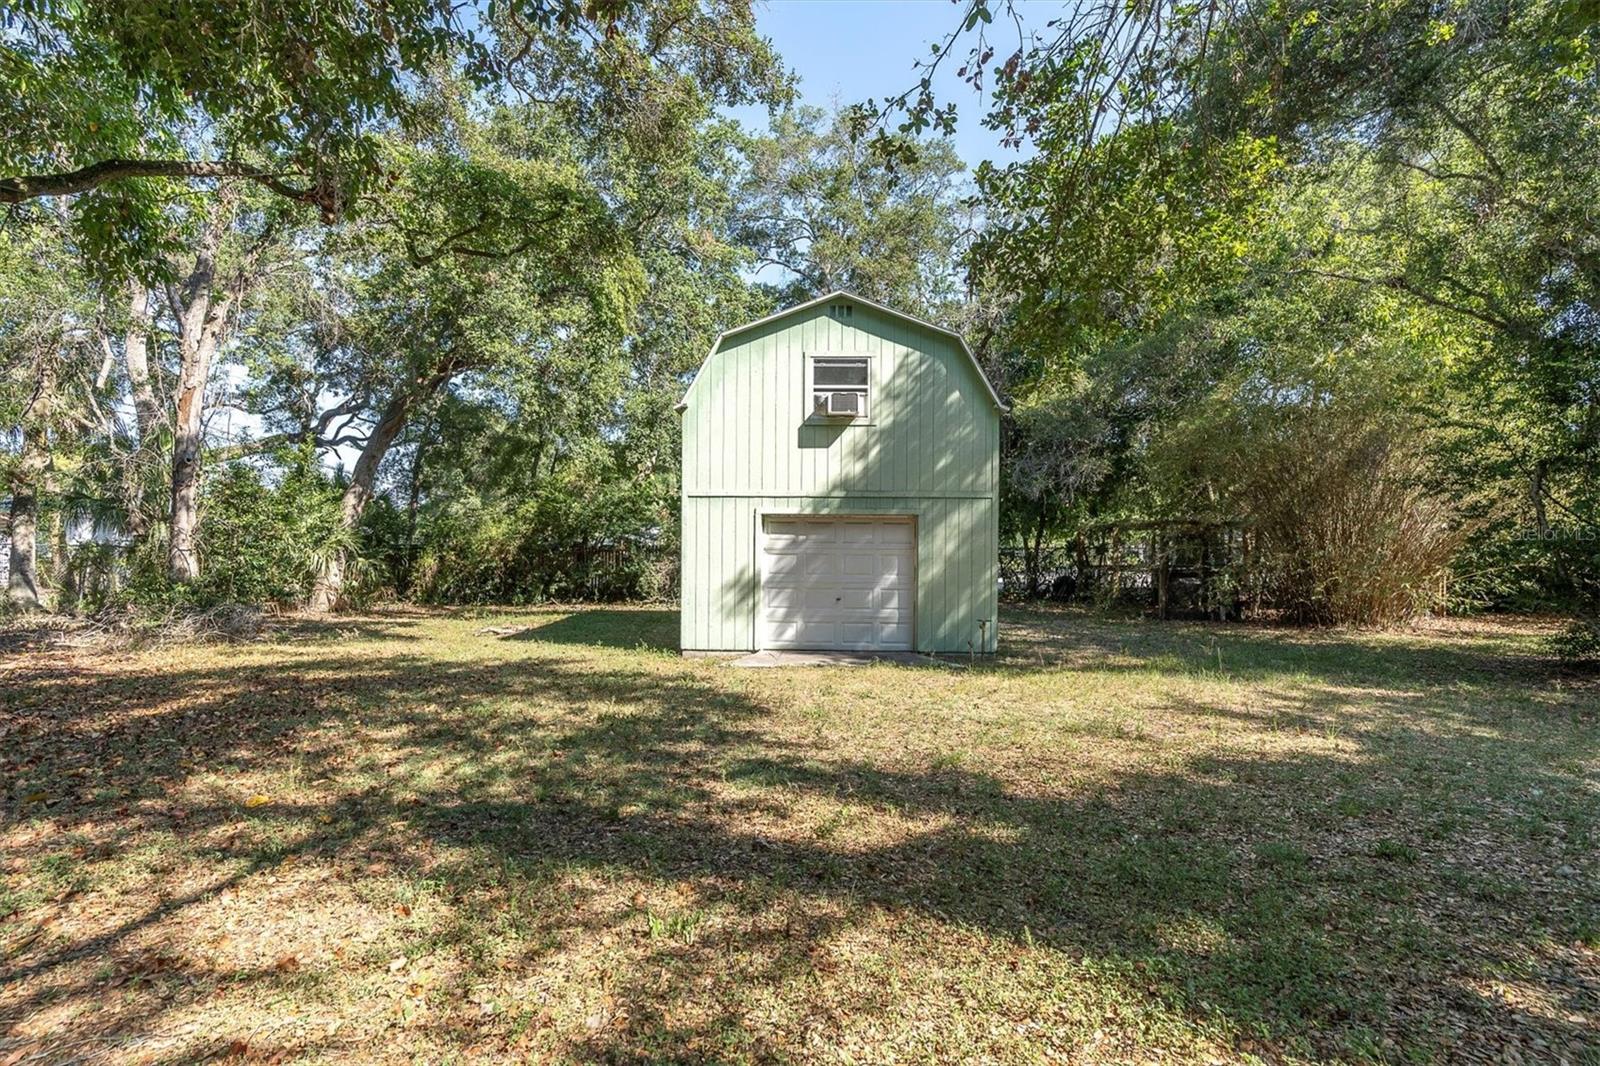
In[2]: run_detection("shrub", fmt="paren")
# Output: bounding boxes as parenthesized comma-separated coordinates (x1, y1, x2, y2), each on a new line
(1241, 422, 1465, 625)
(1550, 618, 1600, 667)
(409, 473, 674, 605)
(1149, 385, 1465, 626)
(195, 462, 356, 606)
(113, 460, 357, 612)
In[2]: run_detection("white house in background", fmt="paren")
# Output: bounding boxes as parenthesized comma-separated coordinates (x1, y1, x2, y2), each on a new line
(0, 505, 126, 587)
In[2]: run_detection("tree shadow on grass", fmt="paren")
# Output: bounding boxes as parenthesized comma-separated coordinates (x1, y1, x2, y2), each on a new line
(1, 615, 1596, 1062)
(505, 608, 679, 653)
(265, 611, 431, 646)
(996, 603, 1576, 690)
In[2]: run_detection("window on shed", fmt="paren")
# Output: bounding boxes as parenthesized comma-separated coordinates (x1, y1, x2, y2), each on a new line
(811, 356, 869, 418)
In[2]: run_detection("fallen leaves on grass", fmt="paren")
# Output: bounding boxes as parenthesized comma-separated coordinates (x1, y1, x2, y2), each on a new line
(1, 606, 1594, 1064)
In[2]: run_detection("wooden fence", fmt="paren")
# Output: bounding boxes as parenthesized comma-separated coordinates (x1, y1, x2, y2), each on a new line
(1002, 520, 1250, 619)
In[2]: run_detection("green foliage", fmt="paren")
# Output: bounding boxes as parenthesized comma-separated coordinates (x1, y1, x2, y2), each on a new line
(199, 462, 355, 606)
(939, 0, 1599, 626)
(1446, 525, 1563, 614)
(118, 459, 353, 610)
(1, 1, 788, 276)
(412, 470, 672, 605)
(7, 0, 1596, 631)
(976, 123, 1282, 373)
(1551, 617, 1600, 667)
(1, 0, 792, 617)
(355, 496, 415, 602)
(737, 107, 969, 318)
(1019, 246, 1468, 624)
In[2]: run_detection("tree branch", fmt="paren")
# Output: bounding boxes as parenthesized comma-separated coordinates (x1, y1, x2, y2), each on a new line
(1431, 102, 1507, 182)
(401, 209, 566, 267)
(210, 427, 371, 463)
(209, 390, 377, 462)
(0, 158, 329, 210)
(1299, 267, 1529, 339)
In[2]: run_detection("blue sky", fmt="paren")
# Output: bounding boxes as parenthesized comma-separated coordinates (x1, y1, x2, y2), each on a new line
(736, 0, 1045, 172)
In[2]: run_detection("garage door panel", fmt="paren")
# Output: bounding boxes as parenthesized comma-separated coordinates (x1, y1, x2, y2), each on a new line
(841, 553, 881, 576)
(762, 602, 808, 622)
(837, 587, 873, 610)
(764, 620, 802, 643)
(838, 621, 878, 646)
(877, 589, 909, 611)
(879, 621, 913, 645)
(760, 516, 914, 651)
(767, 518, 834, 541)
(877, 523, 914, 546)
(800, 585, 838, 611)
(804, 554, 839, 577)
(766, 553, 803, 577)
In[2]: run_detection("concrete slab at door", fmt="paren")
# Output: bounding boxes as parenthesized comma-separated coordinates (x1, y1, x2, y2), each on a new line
(728, 650, 949, 668)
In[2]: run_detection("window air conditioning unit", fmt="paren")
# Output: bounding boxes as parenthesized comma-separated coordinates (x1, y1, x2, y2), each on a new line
(814, 391, 862, 417)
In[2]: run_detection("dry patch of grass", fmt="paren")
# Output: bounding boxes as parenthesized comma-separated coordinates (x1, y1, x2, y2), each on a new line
(2, 605, 1596, 1064)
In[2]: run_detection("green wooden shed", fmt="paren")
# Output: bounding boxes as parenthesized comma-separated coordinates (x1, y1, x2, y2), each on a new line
(678, 291, 1004, 654)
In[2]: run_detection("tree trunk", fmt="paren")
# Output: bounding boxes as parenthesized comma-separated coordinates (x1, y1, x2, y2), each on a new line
(103, 282, 161, 543)
(1073, 530, 1089, 599)
(7, 358, 53, 610)
(1027, 508, 1047, 598)
(399, 416, 435, 597)
(1156, 531, 1169, 620)
(6, 487, 43, 610)
(49, 506, 67, 588)
(52, 508, 80, 613)
(1109, 526, 1124, 601)
(1530, 460, 1549, 537)
(167, 360, 208, 582)
(308, 386, 425, 613)
(124, 281, 160, 440)
(166, 220, 236, 583)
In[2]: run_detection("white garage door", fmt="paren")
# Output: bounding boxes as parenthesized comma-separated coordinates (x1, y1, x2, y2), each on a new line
(760, 516, 914, 650)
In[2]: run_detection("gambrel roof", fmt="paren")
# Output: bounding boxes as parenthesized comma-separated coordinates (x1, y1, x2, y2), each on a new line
(677, 289, 1007, 413)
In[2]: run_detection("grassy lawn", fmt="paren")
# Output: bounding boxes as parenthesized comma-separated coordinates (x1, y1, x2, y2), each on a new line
(2, 606, 1597, 1064)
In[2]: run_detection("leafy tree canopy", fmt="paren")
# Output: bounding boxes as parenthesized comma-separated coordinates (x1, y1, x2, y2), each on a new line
(1, 0, 788, 275)
(736, 106, 969, 318)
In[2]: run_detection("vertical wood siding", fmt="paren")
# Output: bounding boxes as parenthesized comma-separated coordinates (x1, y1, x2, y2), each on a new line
(681, 496, 998, 653)
(681, 302, 999, 653)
